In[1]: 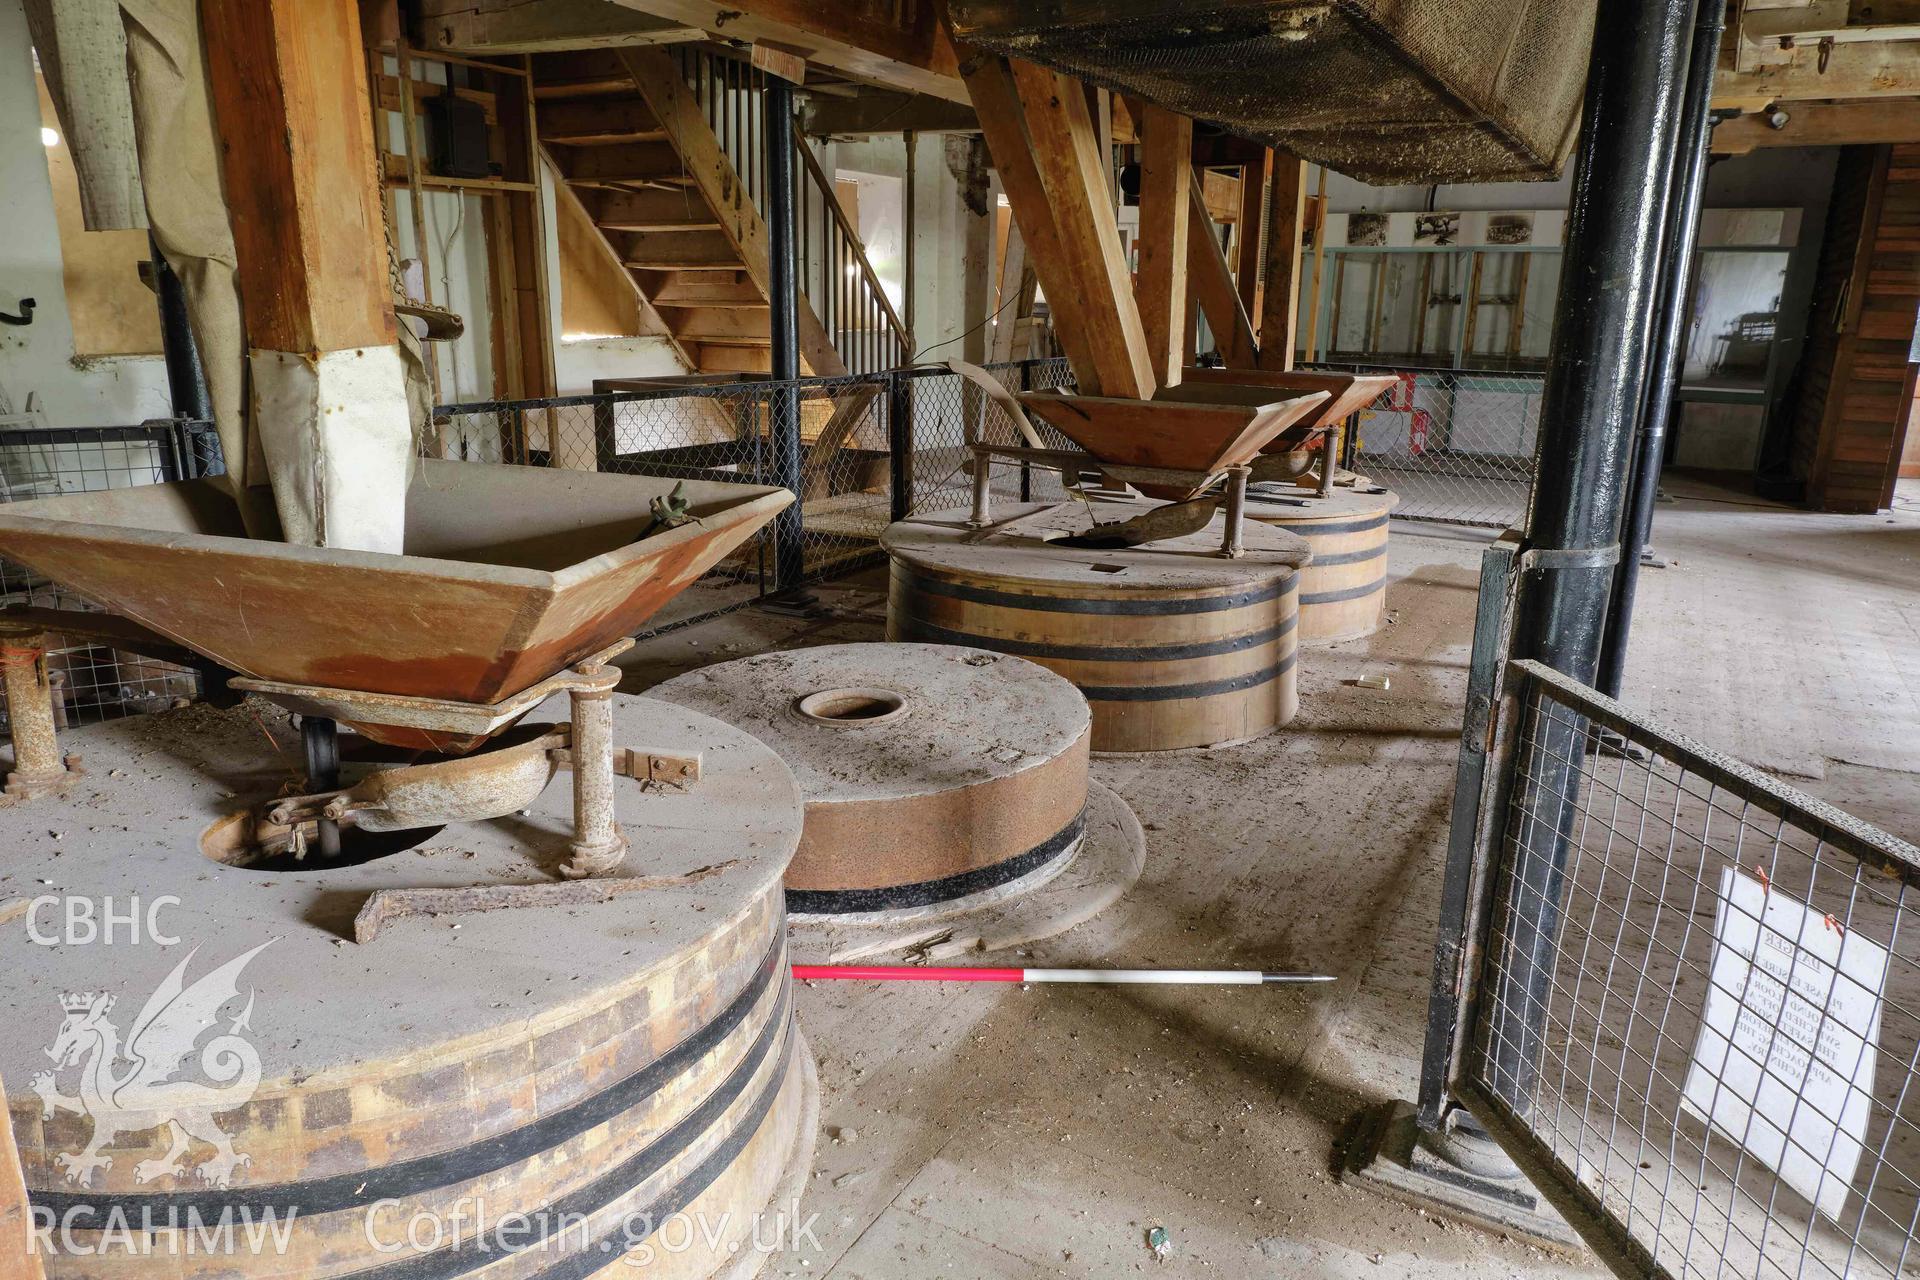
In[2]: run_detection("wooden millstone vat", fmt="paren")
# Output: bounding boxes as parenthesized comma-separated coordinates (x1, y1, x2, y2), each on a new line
(883, 503, 1312, 753)
(2, 694, 816, 1280)
(1244, 485, 1400, 644)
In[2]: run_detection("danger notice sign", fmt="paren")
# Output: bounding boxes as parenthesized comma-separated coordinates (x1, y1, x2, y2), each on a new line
(1682, 867, 1888, 1223)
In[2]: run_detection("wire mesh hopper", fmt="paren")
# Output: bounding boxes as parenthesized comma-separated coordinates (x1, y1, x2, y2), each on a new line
(947, 0, 1600, 184)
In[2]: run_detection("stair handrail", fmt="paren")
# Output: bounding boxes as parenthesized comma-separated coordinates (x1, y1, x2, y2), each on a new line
(789, 119, 913, 361)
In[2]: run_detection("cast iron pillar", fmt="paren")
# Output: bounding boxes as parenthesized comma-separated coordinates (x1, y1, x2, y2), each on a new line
(150, 234, 211, 424)
(1594, 0, 1730, 700)
(765, 74, 806, 592)
(1495, 0, 1703, 1108)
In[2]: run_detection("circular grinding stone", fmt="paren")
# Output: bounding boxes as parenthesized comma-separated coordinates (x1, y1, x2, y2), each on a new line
(0, 693, 812, 1280)
(650, 643, 1092, 921)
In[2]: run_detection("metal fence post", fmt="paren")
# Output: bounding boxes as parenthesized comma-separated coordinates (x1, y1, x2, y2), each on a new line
(888, 371, 914, 523)
(1018, 360, 1033, 503)
(765, 73, 806, 591)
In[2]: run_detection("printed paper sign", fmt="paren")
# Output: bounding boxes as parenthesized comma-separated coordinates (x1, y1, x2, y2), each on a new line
(1682, 868, 1887, 1222)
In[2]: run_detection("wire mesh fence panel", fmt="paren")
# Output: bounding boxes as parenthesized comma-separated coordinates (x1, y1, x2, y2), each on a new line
(1464, 658, 1920, 1279)
(1307, 363, 1543, 528)
(0, 424, 206, 728)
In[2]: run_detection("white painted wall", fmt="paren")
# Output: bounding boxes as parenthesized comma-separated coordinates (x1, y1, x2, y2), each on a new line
(832, 134, 983, 363)
(0, 0, 170, 428)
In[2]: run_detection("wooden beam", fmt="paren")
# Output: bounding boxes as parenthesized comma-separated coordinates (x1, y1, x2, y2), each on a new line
(990, 218, 1034, 362)
(962, 53, 1103, 392)
(1255, 154, 1307, 372)
(202, 0, 394, 354)
(1714, 102, 1920, 152)
(606, 0, 966, 102)
(1008, 58, 1155, 399)
(801, 90, 978, 136)
(496, 57, 556, 396)
(1714, 37, 1920, 107)
(1234, 151, 1270, 322)
(617, 46, 846, 375)
(417, 0, 702, 53)
(1187, 171, 1258, 369)
(1135, 104, 1193, 388)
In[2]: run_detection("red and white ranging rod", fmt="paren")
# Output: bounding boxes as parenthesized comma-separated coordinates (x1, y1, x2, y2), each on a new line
(791, 965, 1335, 986)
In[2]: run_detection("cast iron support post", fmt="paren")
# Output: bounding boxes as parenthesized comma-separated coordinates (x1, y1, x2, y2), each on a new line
(1593, 0, 1728, 700)
(888, 373, 914, 523)
(766, 73, 806, 592)
(1493, 0, 1701, 1108)
(151, 234, 211, 425)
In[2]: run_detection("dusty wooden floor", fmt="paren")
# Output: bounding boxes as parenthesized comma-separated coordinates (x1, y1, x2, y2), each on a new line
(617, 477, 1920, 1278)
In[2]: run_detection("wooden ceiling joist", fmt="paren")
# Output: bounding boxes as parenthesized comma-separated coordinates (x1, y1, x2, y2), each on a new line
(417, 0, 703, 53)
(605, 0, 967, 102)
(1714, 100, 1920, 151)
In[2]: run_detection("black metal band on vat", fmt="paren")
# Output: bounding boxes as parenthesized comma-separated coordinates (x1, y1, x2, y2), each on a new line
(1077, 652, 1296, 702)
(895, 613, 1295, 663)
(893, 567, 1292, 615)
(786, 807, 1087, 917)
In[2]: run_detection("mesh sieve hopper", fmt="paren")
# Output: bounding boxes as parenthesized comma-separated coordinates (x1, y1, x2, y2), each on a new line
(947, 0, 1599, 184)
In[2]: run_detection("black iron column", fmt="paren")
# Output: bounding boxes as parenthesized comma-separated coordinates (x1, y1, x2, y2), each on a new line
(1493, 0, 1701, 1106)
(1594, 0, 1729, 700)
(765, 73, 805, 591)
(151, 234, 211, 424)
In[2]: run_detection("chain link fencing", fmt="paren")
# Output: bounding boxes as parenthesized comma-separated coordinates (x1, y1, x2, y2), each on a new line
(0, 421, 214, 729)
(1307, 362, 1545, 529)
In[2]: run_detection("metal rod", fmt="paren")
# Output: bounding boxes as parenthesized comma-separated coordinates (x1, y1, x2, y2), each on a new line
(1491, 0, 1701, 1113)
(561, 667, 627, 878)
(967, 444, 993, 527)
(1594, 0, 1728, 700)
(764, 73, 805, 590)
(1221, 465, 1249, 558)
(793, 965, 1336, 985)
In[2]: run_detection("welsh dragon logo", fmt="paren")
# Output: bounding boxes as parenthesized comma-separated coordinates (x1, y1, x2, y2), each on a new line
(32, 941, 273, 1188)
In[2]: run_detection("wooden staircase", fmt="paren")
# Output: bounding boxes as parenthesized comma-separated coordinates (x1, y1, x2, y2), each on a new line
(534, 47, 907, 379)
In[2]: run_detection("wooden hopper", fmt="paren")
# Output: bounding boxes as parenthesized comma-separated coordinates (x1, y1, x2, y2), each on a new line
(1174, 368, 1400, 454)
(1017, 388, 1331, 499)
(0, 460, 793, 749)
